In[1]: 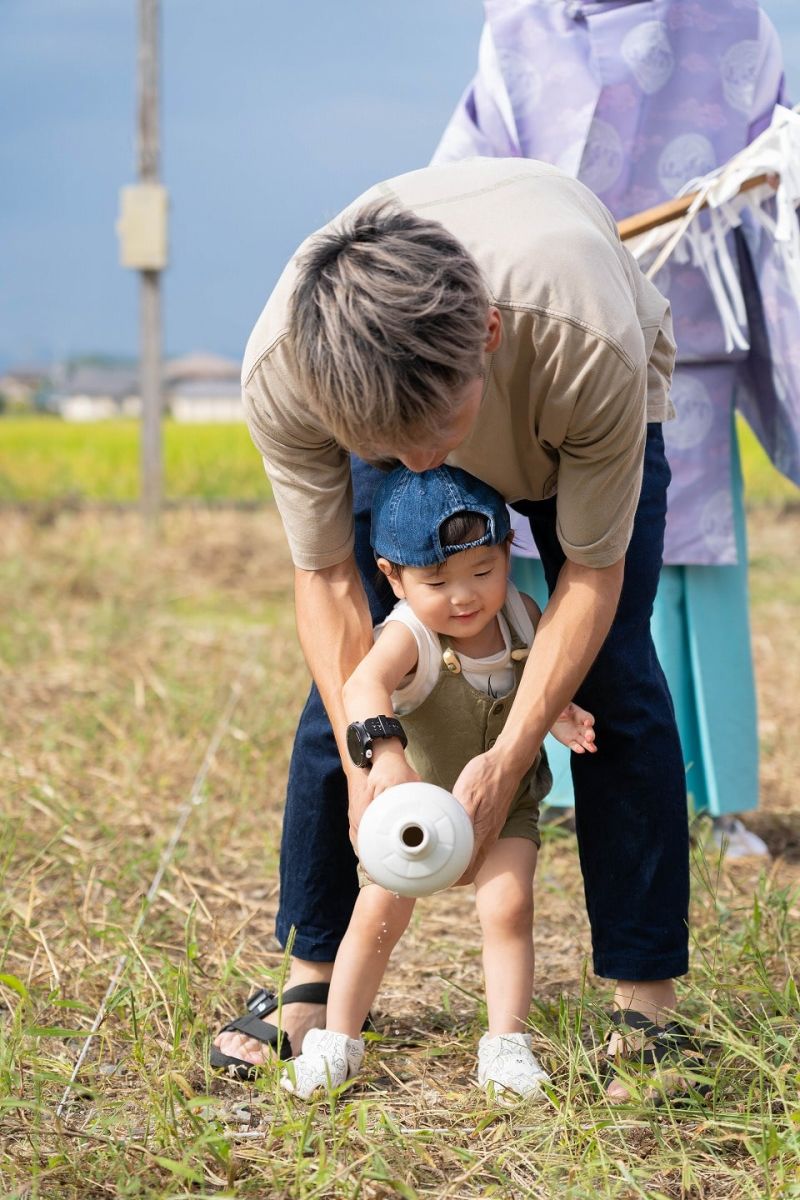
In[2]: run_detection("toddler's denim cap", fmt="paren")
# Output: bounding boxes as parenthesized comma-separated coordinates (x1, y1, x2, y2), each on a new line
(370, 465, 511, 567)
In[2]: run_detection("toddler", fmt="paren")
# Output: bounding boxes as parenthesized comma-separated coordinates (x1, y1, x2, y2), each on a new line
(281, 466, 596, 1101)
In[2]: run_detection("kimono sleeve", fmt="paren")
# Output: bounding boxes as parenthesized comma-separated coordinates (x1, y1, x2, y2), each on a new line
(431, 24, 520, 163)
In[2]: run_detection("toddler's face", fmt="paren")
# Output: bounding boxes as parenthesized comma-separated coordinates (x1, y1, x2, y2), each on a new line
(384, 543, 509, 640)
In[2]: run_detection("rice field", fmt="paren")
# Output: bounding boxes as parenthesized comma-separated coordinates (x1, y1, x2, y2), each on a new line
(0, 415, 798, 508)
(0, 419, 268, 505)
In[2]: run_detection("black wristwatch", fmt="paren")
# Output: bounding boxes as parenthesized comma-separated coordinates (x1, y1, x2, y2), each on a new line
(346, 715, 407, 768)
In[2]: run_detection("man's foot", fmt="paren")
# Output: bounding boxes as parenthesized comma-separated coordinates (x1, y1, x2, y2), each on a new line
(280, 1029, 365, 1100)
(606, 980, 677, 1102)
(602, 1010, 707, 1105)
(477, 1032, 550, 1101)
(213, 999, 327, 1068)
(212, 966, 332, 1072)
(711, 815, 769, 860)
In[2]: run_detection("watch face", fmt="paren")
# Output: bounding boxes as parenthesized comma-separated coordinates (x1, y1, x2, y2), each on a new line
(346, 723, 366, 766)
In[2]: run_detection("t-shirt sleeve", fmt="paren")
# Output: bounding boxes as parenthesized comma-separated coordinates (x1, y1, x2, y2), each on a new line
(242, 340, 355, 571)
(548, 342, 650, 569)
(645, 305, 677, 423)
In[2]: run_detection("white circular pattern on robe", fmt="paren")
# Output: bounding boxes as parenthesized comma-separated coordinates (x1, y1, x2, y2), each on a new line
(657, 133, 716, 196)
(663, 374, 714, 451)
(700, 490, 734, 558)
(497, 48, 543, 113)
(577, 119, 624, 195)
(720, 40, 761, 115)
(621, 21, 675, 94)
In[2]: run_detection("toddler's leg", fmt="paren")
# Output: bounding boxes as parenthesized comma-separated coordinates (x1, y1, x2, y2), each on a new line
(326, 884, 415, 1036)
(474, 838, 549, 1099)
(475, 837, 537, 1034)
(282, 885, 414, 1100)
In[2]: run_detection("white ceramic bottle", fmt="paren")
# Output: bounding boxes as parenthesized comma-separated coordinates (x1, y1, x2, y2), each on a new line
(357, 782, 475, 897)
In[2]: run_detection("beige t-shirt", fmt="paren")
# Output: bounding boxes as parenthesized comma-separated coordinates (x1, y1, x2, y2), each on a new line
(242, 158, 676, 571)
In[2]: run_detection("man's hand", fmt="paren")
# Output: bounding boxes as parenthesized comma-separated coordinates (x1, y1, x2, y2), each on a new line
(346, 743, 420, 847)
(451, 748, 524, 882)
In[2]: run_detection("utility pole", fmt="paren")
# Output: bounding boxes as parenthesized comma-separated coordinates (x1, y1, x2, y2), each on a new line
(138, 0, 162, 525)
(117, 0, 168, 526)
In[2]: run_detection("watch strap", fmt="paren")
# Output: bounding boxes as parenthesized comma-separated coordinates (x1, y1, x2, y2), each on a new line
(363, 715, 408, 750)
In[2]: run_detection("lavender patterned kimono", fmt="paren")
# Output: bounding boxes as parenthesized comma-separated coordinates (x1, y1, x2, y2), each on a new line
(434, 0, 800, 816)
(433, 0, 798, 565)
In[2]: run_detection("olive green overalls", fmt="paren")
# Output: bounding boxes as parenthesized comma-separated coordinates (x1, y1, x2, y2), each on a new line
(401, 603, 552, 846)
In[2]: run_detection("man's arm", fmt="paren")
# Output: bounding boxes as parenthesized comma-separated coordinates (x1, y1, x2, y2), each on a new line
(453, 556, 623, 874)
(294, 556, 418, 840)
(294, 553, 373, 792)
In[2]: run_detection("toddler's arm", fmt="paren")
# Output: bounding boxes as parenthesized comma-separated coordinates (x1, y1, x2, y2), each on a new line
(550, 703, 596, 753)
(342, 622, 422, 806)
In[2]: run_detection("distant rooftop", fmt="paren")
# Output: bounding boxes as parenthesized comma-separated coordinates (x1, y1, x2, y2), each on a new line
(164, 352, 240, 383)
(56, 364, 139, 399)
(2, 352, 242, 395)
(170, 378, 241, 398)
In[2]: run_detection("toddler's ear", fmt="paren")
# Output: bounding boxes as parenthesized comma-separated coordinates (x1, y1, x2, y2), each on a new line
(376, 557, 405, 600)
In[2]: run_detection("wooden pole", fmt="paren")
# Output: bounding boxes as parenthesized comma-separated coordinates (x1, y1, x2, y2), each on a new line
(138, 0, 162, 526)
(618, 172, 769, 242)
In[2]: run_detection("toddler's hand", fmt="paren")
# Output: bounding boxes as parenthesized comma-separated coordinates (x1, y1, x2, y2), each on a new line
(550, 703, 597, 754)
(346, 744, 419, 847)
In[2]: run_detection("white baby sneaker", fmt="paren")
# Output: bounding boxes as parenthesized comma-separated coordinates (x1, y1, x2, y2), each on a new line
(477, 1031, 550, 1100)
(280, 1028, 365, 1100)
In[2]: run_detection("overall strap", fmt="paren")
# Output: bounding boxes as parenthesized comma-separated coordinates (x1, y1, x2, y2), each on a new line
(437, 602, 530, 678)
(502, 600, 531, 662)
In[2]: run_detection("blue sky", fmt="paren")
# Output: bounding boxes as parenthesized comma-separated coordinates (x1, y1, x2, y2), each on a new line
(1, 1, 798, 370)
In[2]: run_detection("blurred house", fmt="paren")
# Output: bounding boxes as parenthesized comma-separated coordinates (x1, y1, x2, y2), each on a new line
(170, 378, 242, 422)
(0, 366, 51, 412)
(53, 364, 141, 421)
(166, 352, 242, 422)
(164, 352, 239, 386)
(2, 351, 244, 421)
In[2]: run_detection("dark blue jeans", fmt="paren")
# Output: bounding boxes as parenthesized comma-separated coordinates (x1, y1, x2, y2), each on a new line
(276, 426, 690, 980)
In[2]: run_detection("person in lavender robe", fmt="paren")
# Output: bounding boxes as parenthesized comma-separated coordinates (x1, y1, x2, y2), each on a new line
(433, 0, 800, 857)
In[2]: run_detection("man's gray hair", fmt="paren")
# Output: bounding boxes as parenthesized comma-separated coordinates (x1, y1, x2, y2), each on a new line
(289, 202, 489, 449)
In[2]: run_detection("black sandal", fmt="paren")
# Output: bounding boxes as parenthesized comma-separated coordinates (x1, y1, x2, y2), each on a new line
(602, 1009, 709, 1101)
(210, 982, 330, 1080)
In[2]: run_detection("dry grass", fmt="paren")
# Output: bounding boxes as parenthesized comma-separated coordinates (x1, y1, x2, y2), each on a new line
(0, 506, 798, 1199)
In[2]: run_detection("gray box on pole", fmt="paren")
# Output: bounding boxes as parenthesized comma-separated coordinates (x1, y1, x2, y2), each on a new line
(117, 184, 169, 271)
